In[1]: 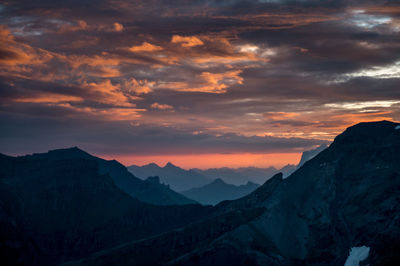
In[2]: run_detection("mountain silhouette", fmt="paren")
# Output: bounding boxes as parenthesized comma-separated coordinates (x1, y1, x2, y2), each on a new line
(63, 121, 400, 265)
(181, 178, 259, 205)
(0, 150, 211, 265)
(22, 147, 196, 206)
(128, 162, 212, 191)
(129, 162, 296, 190)
(194, 165, 296, 185)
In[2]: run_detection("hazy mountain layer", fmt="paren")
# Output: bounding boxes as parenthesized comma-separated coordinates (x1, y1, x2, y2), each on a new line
(128, 162, 212, 191)
(128, 163, 296, 190)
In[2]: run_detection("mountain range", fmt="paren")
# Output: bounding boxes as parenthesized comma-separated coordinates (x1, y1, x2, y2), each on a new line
(65, 120, 399, 265)
(128, 162, 212, 191)
(128, 162, 296, 190)
(127, 145, 324, 192)
(1, 120, 399, 265)
(181, 178, 260, 205)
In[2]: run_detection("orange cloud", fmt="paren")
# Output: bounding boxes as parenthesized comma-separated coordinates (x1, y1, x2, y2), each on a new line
(13, 94, 83, 103)
(171, 35, 204, 47)
(83, 79, 136, 107)
(0, 26, 53, 66)
(124, 78, 154, 95)
(263, 112, 299, 120)
(150, 102, 173, 110)
(158, 70, 243, 93)
(113, 22, 124, 32)
(129, 42, 163, 52)
(58, 103, 145, 121)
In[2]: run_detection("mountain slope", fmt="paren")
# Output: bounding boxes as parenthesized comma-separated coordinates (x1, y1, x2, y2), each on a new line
(187, 120, 400, 265)
(30, 147, 196, 205)
(0, 153, 210, 265)
(181, 178, 259, 205)
(128, 162, 212, 191)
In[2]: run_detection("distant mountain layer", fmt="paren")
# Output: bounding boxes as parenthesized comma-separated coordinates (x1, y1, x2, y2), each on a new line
(128, 163, 296, 190)
(128, 162, 212, 191)
(181, 179, 259, 205)
(194, 165, 296, 185)
(65, 121, 400, 265)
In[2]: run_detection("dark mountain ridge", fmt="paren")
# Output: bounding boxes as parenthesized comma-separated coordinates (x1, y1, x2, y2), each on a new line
(0, 152, 210, 265)
(20, 147, 196, 206)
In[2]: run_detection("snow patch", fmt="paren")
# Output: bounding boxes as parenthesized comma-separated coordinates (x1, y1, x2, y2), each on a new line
(395, 125, 400, 130)
(344, 246, 370, 266)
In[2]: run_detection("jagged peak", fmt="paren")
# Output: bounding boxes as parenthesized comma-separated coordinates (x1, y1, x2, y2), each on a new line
(143, 162, 160, 168)
(211, 178, 227, 185)
(164, 162, 178, 169)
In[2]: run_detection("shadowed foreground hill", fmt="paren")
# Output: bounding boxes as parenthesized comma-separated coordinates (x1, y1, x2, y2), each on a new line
(22, 147, 196, 206)
(0, 150, 207, 265)
(64, 121, 400, 265)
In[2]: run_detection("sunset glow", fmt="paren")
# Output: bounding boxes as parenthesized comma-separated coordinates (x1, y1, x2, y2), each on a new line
(1, 1, 399, 168)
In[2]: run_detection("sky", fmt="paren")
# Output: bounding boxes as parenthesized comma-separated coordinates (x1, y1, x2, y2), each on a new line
(1, 0, 399, 168)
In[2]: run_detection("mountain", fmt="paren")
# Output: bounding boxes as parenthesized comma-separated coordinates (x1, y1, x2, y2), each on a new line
(23, 147, 195, 206)
(65, 121, 400, 265)
(0, 151, 211, 265)
(181, 179, 260, 205)
(128, 162, 212, 191)
(129, 162, 296, 190)
(296, 143, 328, 169)
(183, 120, 400, 265)
(194, 167, 276, 186)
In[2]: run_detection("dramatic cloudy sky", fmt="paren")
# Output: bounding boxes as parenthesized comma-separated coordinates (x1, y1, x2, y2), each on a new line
(1, 0, 399, 168)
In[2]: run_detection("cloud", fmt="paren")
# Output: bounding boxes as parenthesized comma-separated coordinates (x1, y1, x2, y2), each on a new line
(13, 94, 83, 104)
(157, 70, 243, 93)
(1, 0, 400, 166)
(83, 79, 136, 107)
(150, 102, 173, 110)
(0, 25, 52, 66)
(58, 20, 88, 33)
(123, 78, 154, 95)
(171, 35, 204, 47)
(113, 22, 124, 32)
(129, 42, 163, 52)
